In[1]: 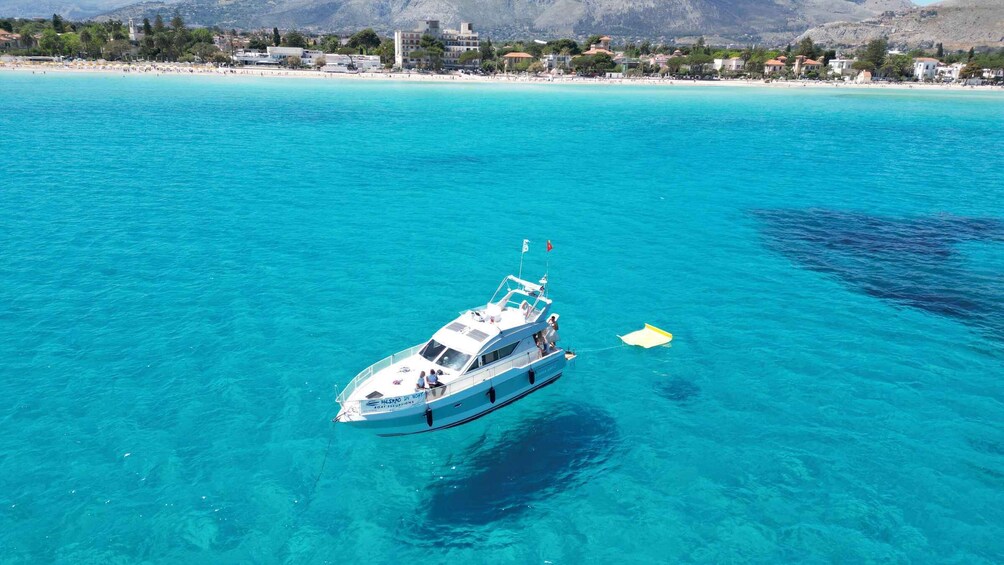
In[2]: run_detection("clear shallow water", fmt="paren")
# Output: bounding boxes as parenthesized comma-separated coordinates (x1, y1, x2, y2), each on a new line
(1, 73, 1003, 563)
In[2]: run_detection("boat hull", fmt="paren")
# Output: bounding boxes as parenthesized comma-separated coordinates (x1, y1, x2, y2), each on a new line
(337, 353, 565, 436)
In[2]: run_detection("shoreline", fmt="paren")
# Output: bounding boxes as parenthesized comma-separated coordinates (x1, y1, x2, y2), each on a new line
(3, 61, 1003, 93)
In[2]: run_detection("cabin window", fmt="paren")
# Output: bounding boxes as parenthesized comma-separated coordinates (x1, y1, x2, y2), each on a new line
(481, 342, 519, 366)
(438, 349, 471, 371)
(466, 357, 481, 372)
(419, 339, 447, 363)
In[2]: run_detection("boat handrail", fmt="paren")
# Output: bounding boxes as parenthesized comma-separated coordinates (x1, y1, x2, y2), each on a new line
(345, 348, 563, 415)
(336, 344, 423, 403)
(439, 348, 560, 399)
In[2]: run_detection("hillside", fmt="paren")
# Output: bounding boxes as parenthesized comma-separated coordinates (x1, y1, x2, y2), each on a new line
(797, 0, 1004, 49)
(86, 0, 912, 40)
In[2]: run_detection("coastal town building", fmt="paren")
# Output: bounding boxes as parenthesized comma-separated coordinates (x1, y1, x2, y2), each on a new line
(828, 58, 855, 76)
(913, 57, 939, 81)
(394, 20, 480, 70)
(323, 54, 381, 72)
(713, 57, 744, 72)
(502, 51, 534, 71)
(581, 36, 614, 56)
(231, 47, 325, 66)
(541, 52, 573, 71)
(936, 62, 966, 82)
(127, 19, 145, 43)
(763, 59, 785, 75)
(0, 31, 23, 50)
(793, 55, 821, 75)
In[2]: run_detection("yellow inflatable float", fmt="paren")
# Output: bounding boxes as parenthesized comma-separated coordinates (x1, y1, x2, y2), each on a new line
(619, 323, 673, 348)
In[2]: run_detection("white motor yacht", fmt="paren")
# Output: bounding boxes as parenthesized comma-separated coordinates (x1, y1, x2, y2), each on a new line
(334, 275, 573, 436)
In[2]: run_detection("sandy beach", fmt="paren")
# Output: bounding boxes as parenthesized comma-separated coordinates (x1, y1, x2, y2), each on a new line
(3, 59, 1003, 93)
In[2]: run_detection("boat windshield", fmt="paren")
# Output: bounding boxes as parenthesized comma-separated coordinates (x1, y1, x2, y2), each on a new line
(419, 339, 447, 362)
(438, 348, 471, 371)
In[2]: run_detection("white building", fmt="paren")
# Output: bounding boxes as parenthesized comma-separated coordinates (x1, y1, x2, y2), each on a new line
(936, 62, 966, 82)
(394, 20, 480, 70)
(127, 19, 145, 43)
(323, 54, 382, 72)
(828, 58, 855, 76)
(713, 57, 744, 72)
(540, 53, 573, 71)
(913, 57, 939, 81)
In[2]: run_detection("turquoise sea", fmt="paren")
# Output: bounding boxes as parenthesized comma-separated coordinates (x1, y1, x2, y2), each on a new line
(1, 72, 1003, 563)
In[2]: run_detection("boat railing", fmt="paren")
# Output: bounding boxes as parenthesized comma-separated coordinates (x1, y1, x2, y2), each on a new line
(347, 348, 563, 415)
(336, 344, 423, 404)
(436, 348, 561, 399)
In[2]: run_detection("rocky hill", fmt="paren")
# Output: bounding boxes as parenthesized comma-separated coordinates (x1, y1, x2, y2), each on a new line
(797, 0, 1004, 49)
(85, 0, 911, 41)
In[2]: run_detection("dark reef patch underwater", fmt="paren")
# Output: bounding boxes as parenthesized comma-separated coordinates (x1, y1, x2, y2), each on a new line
(753, 209, 1004, 339)
(415, 404, 618, 544)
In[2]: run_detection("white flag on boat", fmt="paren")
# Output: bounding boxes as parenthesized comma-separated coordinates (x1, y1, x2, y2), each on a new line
(522, 239, 529, 253)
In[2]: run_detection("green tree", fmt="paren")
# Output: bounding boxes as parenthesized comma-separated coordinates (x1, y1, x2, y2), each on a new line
(858, 38, 888, 70)
(935, 42, 943, 58)
(546, 38, 579, 55)
(286, 55, 302, 68)
(687, 52, 714, 74)
(480, 38, 496, 61)
(0, 19, 13, 33)
(458, 49, 480, 66)
(248, 36, 269, 50)
(102, 39, 131, 60)
(142, 17, 152, 35)
(188, 28, 212, 44)
(313, 54, 326, 68)
(796, 36, 817, 58)
(419, 34, 445, 70)
(585, 34, 602, 48)
(377, 37, 394, 65)
(272, 27, 280, 47)
(321, 34, 341, 52)
(348, 28, 381, 52)
(880, 53, 912, 79)
(59, 32, 81, 56)
(967, 47, 974, 61)
(571, 53, 615, 74)
(39, 28, 60, 55)
(189, 42, 218, 61)
(153, 15, 165, 34)
(52, 14, 65, 33)
(282, 30, 308, 48)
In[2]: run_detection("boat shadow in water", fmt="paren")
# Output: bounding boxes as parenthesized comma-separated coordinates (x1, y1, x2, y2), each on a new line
(753, 209, 1004, 340)
(415, 403, 618, 544)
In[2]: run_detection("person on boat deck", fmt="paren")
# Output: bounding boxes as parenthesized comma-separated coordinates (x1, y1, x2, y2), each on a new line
(546, 315, 560, 348)
(416, 371, 427, 390)
(427, 370, 442, 387)
(535, 332, 547, 357)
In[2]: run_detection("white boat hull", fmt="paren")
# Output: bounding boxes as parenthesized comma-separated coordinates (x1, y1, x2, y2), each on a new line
(337, 352, 566, 436)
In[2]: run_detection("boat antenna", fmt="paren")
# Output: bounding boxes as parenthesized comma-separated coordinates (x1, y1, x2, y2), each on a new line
(518, 239, 529, 279)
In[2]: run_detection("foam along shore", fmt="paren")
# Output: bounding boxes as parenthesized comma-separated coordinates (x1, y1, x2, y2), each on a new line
(2, 60, 1003, 92)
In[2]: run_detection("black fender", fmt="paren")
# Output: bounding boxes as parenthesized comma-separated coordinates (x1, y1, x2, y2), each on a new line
(425, 407, 433, 427)
(488, 386, 496, 404)
(528, 368, 535, 385)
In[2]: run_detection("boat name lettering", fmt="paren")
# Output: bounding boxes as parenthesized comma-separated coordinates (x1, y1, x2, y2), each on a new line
(361, 392, 426, 413)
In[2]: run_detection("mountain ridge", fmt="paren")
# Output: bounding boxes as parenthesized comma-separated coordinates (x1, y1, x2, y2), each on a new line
(80, 0, 913, 42)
